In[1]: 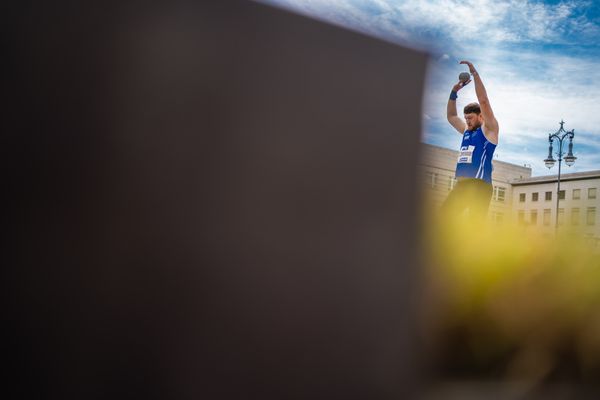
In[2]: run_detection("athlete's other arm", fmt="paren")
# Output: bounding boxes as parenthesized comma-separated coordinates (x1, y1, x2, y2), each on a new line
(446, 79, 469, 134)
(460, 60, 499, 144)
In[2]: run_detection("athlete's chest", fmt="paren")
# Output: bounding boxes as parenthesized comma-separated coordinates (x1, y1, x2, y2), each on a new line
(461, 129, 482, 145)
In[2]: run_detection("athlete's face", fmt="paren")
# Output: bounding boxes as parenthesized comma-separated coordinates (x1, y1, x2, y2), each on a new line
(464, 112, 483, 130)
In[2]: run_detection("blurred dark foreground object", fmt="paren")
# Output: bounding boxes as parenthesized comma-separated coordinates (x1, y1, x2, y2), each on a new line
(5, 1, 427, 399)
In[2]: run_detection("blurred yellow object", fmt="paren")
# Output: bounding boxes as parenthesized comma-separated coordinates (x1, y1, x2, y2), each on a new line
(420, 203, 600, 384)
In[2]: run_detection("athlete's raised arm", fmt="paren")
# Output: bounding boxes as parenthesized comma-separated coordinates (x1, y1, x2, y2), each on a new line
(447, 79, 469, 134)
(459, 61, 498, 143)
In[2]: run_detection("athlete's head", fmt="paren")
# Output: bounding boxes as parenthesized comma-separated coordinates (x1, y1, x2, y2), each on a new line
(464, 102, 483, 131)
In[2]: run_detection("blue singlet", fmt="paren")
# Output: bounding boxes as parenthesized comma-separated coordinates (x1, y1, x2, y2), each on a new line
(455, 126, 496, 184)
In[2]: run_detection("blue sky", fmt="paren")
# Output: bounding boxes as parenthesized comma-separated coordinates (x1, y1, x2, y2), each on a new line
(259, 0, 600, 176)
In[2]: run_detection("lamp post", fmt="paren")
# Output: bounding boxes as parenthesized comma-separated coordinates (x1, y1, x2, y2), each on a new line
(543, 120, 576, 231)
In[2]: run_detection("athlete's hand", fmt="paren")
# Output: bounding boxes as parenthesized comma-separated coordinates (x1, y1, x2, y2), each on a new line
(452, 79, 470, 92)
(459, 60, 477, 74)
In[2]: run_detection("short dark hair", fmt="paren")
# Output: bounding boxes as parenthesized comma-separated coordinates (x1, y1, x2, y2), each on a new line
(464, 102, 481, 115)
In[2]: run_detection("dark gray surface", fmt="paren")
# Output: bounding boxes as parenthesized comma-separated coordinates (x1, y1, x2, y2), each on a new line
(6, 1, 427, 398)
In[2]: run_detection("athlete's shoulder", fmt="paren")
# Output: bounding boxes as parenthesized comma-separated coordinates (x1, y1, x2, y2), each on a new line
(481, 125, 498, 145)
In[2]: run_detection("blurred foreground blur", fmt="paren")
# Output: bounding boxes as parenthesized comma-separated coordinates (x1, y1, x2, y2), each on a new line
(419, 184, 600, 398)
(6, 1, 426, 399)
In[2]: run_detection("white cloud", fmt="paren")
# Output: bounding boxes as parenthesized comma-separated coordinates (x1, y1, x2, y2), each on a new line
(424, 47, 600, 176)
(260, 0, 599, 51)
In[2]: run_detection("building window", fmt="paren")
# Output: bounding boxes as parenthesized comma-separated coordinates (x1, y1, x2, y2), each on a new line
(587, 207, 596, 226)
(519, 193, 526, 202)
(532, 192, 539, 202)
(545, 191, 552, 201)
(530, 210, 538, 226)
(571, 208, 580, 226)
(558, 190, 565, 200)
(425, 172, 438, 189)
(558, 208, 564, 226)
(573, 189, 580, 200)
(493, 186, 506, 202)
(518, 210, 525, 225)
(448, 177, 457, 191)
(543, 209, 551, 226)
(589, 188, 597, 199)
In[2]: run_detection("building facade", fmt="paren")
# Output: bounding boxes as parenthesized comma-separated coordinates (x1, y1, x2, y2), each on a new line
(419, 143, 532, 224)
(511, 171, 600, 240)
(419, 143, 600, 243)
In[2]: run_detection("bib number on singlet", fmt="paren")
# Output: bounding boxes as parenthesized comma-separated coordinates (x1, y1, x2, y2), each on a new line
(458, 145, 475, 164)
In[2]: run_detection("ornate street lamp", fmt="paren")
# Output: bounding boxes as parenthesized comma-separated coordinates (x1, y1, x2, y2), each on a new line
(543, 120, 576, 230)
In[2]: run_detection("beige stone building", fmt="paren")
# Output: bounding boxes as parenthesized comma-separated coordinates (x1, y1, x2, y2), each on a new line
(418, 143, 531, 224)
(510, 171, 600, 241)
(418, 143, 600, 243)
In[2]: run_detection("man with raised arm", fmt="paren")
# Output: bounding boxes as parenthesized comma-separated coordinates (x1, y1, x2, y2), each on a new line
(441, 60, 499, 222)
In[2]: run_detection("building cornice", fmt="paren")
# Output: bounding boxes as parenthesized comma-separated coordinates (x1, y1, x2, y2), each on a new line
(511, 170, 600, 186)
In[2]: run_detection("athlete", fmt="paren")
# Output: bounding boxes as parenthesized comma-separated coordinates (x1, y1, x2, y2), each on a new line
(441, 60, 499, 221)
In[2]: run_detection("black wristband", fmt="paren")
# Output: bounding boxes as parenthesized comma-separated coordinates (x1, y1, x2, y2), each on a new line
(449, 90, 458, 100)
